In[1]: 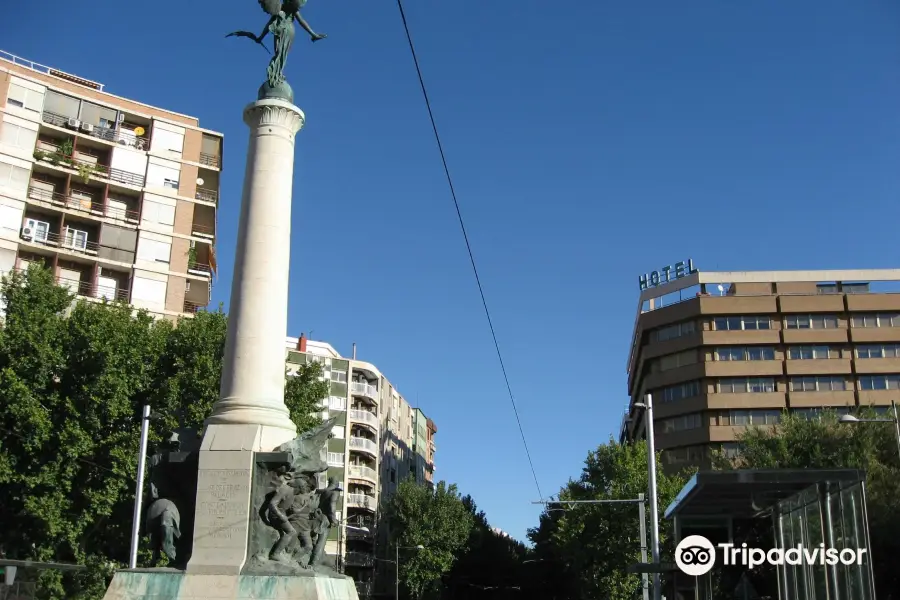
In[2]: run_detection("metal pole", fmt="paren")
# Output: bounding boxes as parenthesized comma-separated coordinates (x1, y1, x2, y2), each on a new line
(639, 493, 649, 600)
(395, 545, 400, 600)
(645, 394, 662, 600)
(128, 405, 151, 569)
(892, 400, 900, 464)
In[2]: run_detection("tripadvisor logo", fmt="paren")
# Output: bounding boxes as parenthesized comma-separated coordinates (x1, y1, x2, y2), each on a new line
(675, 535, 868, 577)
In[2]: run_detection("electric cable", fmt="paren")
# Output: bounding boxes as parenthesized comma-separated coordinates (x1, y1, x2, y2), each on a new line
(394, 0, 544, 501)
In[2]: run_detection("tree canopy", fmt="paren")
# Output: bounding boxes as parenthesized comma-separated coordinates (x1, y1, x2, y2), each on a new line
(716, 409, 900, 599)
(527, 439, 689, 600)
(0, 265, 328, 599)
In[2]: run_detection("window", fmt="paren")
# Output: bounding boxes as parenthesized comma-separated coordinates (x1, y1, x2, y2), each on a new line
(659, 380, 701, 403)
(858, 375, 900, 391)
(844, 283, 869, 294)
(136, 237, 172, 263)
(141, 200, 176, 226)
(721, 443, 741, 459)
(0, 204, 21, 232)
(331, 425, 345, 439)
(788, 346, 833, 360)
(146, 161, 181, 189)
(0, 162, 29, 192)
(6, 84, 43, 112)
(713, 316, 770, 331)
(62, 227, 88, 251)
(856, 344, 900, 359)
(330, 370, 347, 383)
(658, 349, 697, 371)
(785, 314, 839, 329)
(43, 90, 80, 119)
(327, 452, 344, 467)
(816, 284, 839, 295)
(0, 121, 37, 151)
(718, 377, 776, 393)
(851, 313, 900, 328)
(725, 409, 781, 426)
(22, 218, 49, 242)
(328, 396, 347, 411)
(79, 101, 118, 128)
(790, 376, 846, 392)
(660, 413, 702, 433)
(663, 445, 705, 465)
(715, 347, 775, 361)
(653, 321, 696, 342)
(131, 277, 167, 305)
(151, 127, 185, 154)
(163, 178, 179, 189)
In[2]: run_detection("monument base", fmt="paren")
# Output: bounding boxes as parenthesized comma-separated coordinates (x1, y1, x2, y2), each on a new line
(102, 570, 360, 600)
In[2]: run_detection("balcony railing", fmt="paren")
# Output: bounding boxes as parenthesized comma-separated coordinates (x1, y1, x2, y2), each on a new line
(345, 552, 375, 567)
(191, 223, 215, 238)
(355, 581, 374, 597)
(349, 437, 378, 455)
(348, 464, 378, 482)
(195, 188, 218, 203)
(187, 262, 212, 277)
(350, 382, 378, 399)
(34, 149, 146, 187)
(199, 152, 221, 168)
(21, 228, 99, 255)
(41, 110, 149, 150)
(347, 494, 376, 510)
(57, 276, 129, 302)
(28, 186, 139, 223)
(183, 300, 206, 314)
(349, 409, 379, 429)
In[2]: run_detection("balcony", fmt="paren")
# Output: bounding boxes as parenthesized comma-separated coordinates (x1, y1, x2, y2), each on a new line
(345, 552, 374, 568)
(199, 152, 221, 168)
(351, 382, 378, 400)
(195, 187, 218, 203)
(20, 221, 99, 257)
(355, 581, 374, 597)
(349, 437, 378, 456)
(349, 409, 379, 429)
(34, 141, 145, 187)
(348, 464, 378, 483)
(346, 494, 376, 511)
(41, 110, 150, 150)
(28, 185, 139, 224)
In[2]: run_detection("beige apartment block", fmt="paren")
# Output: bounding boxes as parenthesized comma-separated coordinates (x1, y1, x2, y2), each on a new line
(283, 336, 435, 599)
(0, 50, 223, 320)
(620, 268, 900, 472)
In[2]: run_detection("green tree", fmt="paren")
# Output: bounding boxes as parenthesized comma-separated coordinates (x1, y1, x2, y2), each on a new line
(0, 266, 328, 599)
(385, 479, 474, 599)
(715, 410, 900, 599)
(527, 439, 689, 600)
(441, 495, 527, 600)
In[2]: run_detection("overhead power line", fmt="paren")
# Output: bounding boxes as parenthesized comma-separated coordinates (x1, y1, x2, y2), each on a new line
(394, 0, 544, 501)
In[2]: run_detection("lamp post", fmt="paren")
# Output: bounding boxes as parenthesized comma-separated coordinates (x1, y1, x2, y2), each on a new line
(394, 544, 425, 600)
(633, 395, 661, 600)
(839, 401, 900, 462)
(128, 405, 152, 569)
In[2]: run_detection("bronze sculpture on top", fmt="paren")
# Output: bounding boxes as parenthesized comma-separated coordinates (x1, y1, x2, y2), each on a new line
(227, 0, 327, 103)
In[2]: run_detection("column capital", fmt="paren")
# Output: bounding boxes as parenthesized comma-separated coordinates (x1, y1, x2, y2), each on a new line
(243, 98, 305, 135)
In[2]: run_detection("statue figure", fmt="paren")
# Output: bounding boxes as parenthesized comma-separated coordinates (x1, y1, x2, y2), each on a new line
(264, 473, 313, 564)
(146, 498, 181, 563)
(308, 477, 342, 566)
(227, 0, 327, 101)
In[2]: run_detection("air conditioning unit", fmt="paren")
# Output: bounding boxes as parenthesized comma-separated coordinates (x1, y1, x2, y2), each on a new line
(185, 281, 191, 292)
(21, 225, 33, 240)
(81, 123, 94, 133)
(67, 118, 81, 129)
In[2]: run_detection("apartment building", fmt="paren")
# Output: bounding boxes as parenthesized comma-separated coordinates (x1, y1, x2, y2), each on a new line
(0, 50, 222, 319)
(283, 335, 436, 598)
(621, 267, 900, 472)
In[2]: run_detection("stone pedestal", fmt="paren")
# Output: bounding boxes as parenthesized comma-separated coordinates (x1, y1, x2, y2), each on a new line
(104, 571, 360, 600)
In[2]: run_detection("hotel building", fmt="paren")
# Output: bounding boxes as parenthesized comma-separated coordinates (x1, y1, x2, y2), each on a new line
(0, 50, 222, 319)
(284, 336, 436, 598)
(621, 268, 900, 471)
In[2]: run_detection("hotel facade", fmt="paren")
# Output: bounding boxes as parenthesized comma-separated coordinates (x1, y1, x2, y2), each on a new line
(0, 50, 222, 319)
(621, 267, 900, 471)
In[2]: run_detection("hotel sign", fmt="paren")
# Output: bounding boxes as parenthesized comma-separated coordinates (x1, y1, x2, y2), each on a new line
(639, 259, 698, 291)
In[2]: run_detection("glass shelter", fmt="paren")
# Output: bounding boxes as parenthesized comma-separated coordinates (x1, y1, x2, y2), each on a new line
(664, 469, 876, 600)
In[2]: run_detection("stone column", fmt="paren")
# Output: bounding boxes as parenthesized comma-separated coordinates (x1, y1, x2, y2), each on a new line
(205, 98, 304, 443)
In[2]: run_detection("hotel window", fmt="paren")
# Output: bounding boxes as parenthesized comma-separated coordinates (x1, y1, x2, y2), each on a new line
(713, 316, 770, 331)
(659, 380, 701, 403)
(856, 344, 900, 359)
(660, 413, 702, 433)
(790, 376, 846, 392)
(784, 314, 839, 329)
(653, 320, 696, 342)
(851, 313, 900, 328)
(658, 349, 697, 371)
(717, 377, 776, 393)
(725, 409, 781, 426)
(788, 346, 834, 360)
(858, 374, 900, 391)
(715, 347, 775, 361)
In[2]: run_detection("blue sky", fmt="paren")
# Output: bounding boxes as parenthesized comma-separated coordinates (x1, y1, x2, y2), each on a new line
(4, 1, 900, 541)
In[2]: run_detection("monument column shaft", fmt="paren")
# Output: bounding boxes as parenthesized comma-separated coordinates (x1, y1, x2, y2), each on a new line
(206, 99, 305, 434)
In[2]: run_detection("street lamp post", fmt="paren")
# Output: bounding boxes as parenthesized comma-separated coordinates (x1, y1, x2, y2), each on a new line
(633, 394, 661, 600)
(394, 544, 425, 600)
(839, 400, 900, 462)
(128, 405, 152, 570)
